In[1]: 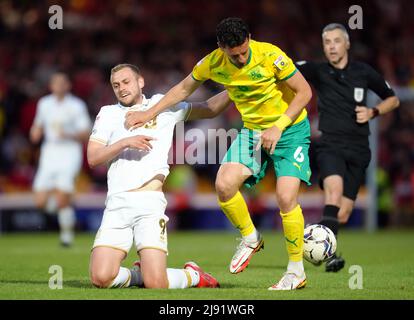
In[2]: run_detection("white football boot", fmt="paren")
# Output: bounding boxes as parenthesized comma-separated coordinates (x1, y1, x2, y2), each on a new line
(229, 234, 264, 274)
(268, 272, 307, 290)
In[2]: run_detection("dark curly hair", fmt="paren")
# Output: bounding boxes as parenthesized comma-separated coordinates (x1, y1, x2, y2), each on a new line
(216, 17, 250, 48)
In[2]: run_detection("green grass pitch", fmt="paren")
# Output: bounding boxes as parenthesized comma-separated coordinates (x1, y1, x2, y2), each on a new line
(0, 230, 413, 300)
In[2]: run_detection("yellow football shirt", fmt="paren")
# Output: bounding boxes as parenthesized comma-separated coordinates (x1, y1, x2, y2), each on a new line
(192, 39, 307, 130)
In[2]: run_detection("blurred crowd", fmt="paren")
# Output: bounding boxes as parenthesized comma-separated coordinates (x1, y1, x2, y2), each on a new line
(0, 0, 413, 224)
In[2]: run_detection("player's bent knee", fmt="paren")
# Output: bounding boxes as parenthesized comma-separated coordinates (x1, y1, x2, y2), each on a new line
(276, 192, 296, 212)
(90, 271, 115, 288)
(215, 178, 236, 201)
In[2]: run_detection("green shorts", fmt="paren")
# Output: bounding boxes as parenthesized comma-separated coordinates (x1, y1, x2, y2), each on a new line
(222, 119, 312, 188)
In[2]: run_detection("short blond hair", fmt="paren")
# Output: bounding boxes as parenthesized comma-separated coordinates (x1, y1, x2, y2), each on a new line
(110, 63, 141, 77)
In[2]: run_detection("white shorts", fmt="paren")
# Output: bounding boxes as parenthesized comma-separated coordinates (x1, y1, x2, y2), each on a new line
(33, 166, 79, 193)
(93, 191, 169, 254)
(33, 144, 82, 193)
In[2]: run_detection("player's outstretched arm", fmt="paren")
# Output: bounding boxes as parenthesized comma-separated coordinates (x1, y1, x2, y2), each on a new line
(87, 135, 155, 168)
(125, 74, 203, 130)
(187, 91, 232, 121)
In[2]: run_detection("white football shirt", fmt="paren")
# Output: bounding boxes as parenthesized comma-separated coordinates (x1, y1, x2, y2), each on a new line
(33, 93, 91, 173)
(90, 94, 191, 197)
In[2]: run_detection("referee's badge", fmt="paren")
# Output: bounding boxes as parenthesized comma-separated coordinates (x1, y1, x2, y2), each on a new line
(354, 88, 364, 103)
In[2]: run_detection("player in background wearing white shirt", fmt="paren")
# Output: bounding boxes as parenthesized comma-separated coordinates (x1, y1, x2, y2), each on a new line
(88, 64, 231, 289)
(30, 72, 91, 247)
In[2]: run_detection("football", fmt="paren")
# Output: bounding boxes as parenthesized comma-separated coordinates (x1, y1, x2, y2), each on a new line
(303, 224, 337, 265)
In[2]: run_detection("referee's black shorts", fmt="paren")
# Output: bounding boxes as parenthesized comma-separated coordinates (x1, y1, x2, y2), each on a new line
(315, 135, 371, 201)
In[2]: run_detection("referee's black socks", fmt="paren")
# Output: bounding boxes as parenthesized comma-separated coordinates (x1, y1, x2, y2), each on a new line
(319, 205, 339, 236)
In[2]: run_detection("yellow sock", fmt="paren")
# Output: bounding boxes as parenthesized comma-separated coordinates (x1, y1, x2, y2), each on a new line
(280, 204, 304, 262)
(218, 191, 255, 237)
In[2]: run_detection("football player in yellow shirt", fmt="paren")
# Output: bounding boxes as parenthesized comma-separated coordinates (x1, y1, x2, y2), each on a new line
(125, 17, 312, 290)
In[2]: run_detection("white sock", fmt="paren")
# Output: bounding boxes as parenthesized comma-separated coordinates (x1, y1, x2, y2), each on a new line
(185, 268, 200, 287)
(287, 260, 304, 276)
(166, 268, 200, 289)
(109, 267, 132, 288)
(58, 206, 75, 244)
(243, 228, 260, 243)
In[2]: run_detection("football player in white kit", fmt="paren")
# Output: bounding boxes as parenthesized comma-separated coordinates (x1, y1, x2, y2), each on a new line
(88, 64, 231, 289)
(30, 72, 91, 247)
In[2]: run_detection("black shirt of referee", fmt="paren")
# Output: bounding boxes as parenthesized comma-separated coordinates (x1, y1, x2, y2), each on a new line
(297, 60, 395, 145)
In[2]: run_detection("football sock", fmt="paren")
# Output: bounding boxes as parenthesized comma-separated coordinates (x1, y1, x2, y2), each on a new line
(319, 205, 340, 235)
(109, 267, 133, 288)
(58, 206, 75, 244)
(218, 191, 255, 237)
(167, 268, 200, 289)
(287, 260, 304, 276)
(280, 204, 304, 262)
(243, 228, 260, 243)
(129, 268, 143, 287)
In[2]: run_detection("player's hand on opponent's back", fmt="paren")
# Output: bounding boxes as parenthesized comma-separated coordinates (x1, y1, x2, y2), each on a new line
(256, 126, 282, 154)
(124, 110, 152, 131)
(123, 135, 155, 152)
(355, 106, 373, 123)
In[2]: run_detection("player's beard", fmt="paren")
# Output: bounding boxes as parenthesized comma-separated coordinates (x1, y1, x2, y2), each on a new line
(120, 92, 141, 108)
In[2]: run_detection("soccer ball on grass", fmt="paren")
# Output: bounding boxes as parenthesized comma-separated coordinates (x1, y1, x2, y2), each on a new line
(303, 224, 337, 266)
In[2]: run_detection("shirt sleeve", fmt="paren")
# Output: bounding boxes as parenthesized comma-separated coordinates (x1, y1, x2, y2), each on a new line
(166, 102, 192, 123)
(272, 47, 297, 81)
(192, 54, 211, 82)
(365, 64, 395, 100)
(89, 107, 113, 145)
(33, 98, 45, 127)
(295, 60, 318, 83)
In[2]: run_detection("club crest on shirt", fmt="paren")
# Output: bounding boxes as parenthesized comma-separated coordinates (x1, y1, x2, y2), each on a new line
(144, 116, 157, 129)
(354, 87, 364, 103)
(274, 55, 289, 71)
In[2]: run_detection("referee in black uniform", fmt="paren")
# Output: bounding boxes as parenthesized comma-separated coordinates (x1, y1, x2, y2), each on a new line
(297, 23, 400, 272)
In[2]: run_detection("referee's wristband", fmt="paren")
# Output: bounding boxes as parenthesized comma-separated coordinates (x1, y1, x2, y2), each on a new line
(274, 114, 293, 131)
